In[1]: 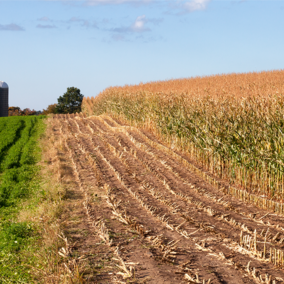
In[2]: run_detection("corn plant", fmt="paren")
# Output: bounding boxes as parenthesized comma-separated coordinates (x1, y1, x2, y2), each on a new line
(82, 70, 284, 206)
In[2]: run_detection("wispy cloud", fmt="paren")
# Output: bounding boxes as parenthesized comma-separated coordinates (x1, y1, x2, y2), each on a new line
(38, 16, 52, 22)
(111, 34, 127, 41)
(83, 0, 153, 6)
(182, 0, 211, 12)
(0, 23, 24, 31)
(107, 14, 164, 42)
(112, 15, 152, 33)
(67, 17, 97, 28)
(233, 0, 249, 3)
(68, 17, 83, 23)
(36, 24, 57, 29)
(107, 32, 164, 43)
(45, 0, 154, 6)
(36, 17, 57, 28)
(171, 0, 211, 14)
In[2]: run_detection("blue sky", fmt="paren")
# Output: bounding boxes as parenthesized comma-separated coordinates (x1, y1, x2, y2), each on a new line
(0, 0, 284, 110)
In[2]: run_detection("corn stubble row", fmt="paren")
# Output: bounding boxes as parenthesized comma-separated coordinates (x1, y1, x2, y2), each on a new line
(82, 69, 284, 213)
(56, 114, 284, 283)
(89, 116, 284, 274)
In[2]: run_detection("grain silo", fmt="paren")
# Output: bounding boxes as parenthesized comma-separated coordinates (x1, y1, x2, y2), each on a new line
(0, 81, 9, 117)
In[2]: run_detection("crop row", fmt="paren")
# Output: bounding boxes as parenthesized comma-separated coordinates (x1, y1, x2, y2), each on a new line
(55, 113, 284, 283)
(90, 116, 284, 264)
(1, 117, 38, 170)
(0, 117, 25, 164)
(0, 115, 46, 282)
(82, 70, 284, 211)
(0, 116, 45, 205)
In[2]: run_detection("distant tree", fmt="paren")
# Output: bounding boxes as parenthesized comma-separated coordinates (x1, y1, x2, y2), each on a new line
(35, 110, 43, 115)
(42, 103, 57, 115)
(22, 108, 37, 116)
(8, 107, 21, 116)
(8, 106, 41, 116)
(55, 87, 84, 114)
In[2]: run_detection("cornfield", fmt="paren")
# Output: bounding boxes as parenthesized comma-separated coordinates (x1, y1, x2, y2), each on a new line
(51, 112, 284, 282)
(82, 69, 284, 212)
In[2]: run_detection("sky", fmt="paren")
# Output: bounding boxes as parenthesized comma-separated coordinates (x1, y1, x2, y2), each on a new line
(0, 0, 284, 111)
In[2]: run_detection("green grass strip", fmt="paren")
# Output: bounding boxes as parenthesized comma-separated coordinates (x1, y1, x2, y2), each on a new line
(0, 116, 46, 283)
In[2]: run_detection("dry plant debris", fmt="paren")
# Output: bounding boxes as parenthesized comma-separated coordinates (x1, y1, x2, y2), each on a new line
(49, 113, 284, 283)
(83, 69, 284, 215)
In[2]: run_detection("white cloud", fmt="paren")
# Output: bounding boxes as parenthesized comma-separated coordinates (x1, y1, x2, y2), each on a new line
(0, 23, 24, 31)
(183, 0, 211, 12)
(131, 15, 147, 32)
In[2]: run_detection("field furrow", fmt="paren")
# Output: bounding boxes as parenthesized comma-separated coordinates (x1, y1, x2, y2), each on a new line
(51, 114, 284, 283)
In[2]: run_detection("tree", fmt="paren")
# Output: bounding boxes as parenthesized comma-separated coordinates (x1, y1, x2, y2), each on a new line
(55, 87, 84, 114)
(8, 107, 21, 116)
(8, 107, 39, 116)
(42, 104, 57, 115)
(22, 108, 37, 116)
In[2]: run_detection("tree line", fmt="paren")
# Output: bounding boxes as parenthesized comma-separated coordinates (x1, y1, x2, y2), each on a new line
(9, 87, 84, 116)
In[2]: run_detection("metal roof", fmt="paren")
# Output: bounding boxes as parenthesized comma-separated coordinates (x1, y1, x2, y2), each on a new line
(0, 81, 8, 89)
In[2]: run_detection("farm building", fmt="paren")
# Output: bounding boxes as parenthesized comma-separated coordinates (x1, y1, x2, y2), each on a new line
(0, 81, 9, 117)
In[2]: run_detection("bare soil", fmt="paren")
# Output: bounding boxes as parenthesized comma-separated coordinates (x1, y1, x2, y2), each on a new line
(50, 113, 284, 284)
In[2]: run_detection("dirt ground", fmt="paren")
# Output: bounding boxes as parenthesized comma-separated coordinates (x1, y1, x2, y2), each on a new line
(50, 113, 284, 284)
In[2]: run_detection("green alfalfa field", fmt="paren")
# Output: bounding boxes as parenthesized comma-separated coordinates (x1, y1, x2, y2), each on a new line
(0, 115, 71, 283)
